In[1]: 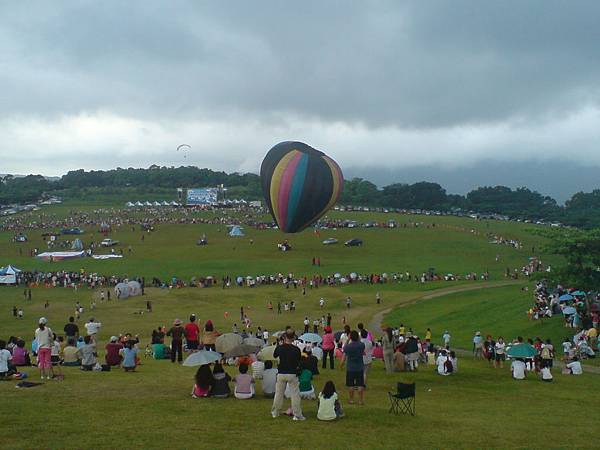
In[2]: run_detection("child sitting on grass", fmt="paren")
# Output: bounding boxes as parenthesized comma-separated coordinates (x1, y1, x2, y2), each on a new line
(317, 381, 344, 421)
(120, 340, 139, 372)
(233, 363, 254, 399)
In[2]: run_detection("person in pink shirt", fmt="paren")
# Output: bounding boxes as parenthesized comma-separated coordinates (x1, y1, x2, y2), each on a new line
(321, 326, 336, 369)
(11, 340, 30, 366)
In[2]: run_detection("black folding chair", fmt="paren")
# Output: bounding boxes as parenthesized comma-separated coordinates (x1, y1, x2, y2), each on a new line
(388, 382, 415, 416)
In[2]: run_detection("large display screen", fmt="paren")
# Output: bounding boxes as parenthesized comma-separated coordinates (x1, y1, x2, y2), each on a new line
(186, 188, 218, 205)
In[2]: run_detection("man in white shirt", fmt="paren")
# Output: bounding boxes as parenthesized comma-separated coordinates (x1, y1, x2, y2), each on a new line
(84, 317, 102, 341)
(511, 358, 527, 380)
(0, 340, 13, 376)
(566, 358, 583, 375)
(436, 350, 450, 376)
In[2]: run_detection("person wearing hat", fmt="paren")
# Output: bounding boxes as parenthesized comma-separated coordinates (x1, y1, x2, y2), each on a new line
(35, 317, 53, 379)
(105, 336, 123, 366)
(321, 326, 335, 370)
(473, 332, 484, 359)
(167, 319, 185, 363)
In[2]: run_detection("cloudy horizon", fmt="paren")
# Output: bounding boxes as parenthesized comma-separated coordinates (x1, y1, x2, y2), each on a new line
(3, 1, 600, 200)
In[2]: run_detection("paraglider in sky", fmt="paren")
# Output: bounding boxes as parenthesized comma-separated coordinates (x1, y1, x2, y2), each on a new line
(260, 141, 343, 233)
(176, 144, 191, 158)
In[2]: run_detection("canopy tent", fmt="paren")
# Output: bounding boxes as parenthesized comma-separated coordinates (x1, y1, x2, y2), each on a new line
(71, 238, 84, 251)
(128, 280, 142, 296)
(0, 265, 21, 284)
(229, 225, 245, 237)
(36, 251, 85, 262)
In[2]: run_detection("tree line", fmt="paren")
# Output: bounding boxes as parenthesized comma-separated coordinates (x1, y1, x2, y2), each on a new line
(1, 167, 600, 228)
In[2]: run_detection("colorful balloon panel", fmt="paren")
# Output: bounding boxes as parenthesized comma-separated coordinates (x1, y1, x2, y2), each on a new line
(261, 141, 343, 233)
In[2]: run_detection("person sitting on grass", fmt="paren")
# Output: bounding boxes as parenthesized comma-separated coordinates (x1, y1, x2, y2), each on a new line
(511, 358, 527, 380)
(0, 340, 13, 378)
(120, 340, 139, 372)
(62, 338, 80, 366)
(234, 363, 255, 399)
(210, 363, 231, 398)
(317, 381, 344, 421)
(105, 336, 123, 366)
(261, 360, 277, 398)
(540, 364, 553, 382)
(77, 335, 97, 371)
(298, 367, 316, 400)
(565, 356, 583, 375)
(11, 339, 31, 366)
(192, 364, 214, 398)
(436, 349, 452, 376)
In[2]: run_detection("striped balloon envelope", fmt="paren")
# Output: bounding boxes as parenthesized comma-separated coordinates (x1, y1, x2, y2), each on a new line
(260, 141, 343, 233)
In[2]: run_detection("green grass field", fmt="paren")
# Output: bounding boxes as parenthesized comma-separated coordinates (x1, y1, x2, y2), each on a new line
(1, 205, 595, 449)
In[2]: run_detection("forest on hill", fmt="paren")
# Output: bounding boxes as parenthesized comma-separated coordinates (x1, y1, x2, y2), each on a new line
(2, 166, 600, 229)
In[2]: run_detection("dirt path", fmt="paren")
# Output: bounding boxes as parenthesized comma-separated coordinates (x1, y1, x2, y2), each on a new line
(368, 280, 520, 332)
(368, 281, 600, 375)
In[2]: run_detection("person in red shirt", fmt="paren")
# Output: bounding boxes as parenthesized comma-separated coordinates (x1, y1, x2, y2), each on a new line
(185, 314, 201, 351)
(105, 336, 123, 366)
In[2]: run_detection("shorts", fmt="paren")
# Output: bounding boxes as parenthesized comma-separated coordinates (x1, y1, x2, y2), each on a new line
(37, 348, 51, 369)
(495, 353, 506, 362)
(187, 341, 199, 350)
(346, 370, 365, 388)
(51, 355, 62, 366)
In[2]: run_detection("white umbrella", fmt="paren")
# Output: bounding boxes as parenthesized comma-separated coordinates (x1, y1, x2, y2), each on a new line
(182, 350, 222, 367)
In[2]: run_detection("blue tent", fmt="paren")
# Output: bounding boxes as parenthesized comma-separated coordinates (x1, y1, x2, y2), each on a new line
(229, 226, 245, 237)
(0, 265, 21, 284)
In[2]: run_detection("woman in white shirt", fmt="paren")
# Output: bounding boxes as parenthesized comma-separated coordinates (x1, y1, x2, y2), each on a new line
(35, 317, 53, 379)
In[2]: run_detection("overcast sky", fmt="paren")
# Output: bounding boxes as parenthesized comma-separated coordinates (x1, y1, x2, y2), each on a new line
(2, 1, 600, 198)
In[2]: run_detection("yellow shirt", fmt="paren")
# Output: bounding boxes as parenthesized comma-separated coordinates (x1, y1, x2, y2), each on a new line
(425, 330, 432, 340)
(586, 328, 598, 338)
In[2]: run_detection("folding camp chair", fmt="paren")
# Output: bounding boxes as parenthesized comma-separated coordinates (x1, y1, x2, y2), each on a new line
(388, 382, 415, 416)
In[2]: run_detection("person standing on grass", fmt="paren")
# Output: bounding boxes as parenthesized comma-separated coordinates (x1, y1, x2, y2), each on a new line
(184, 314, 200, 351)
(382, 327, 395, 373)
(341, 330, 365, 405)
(494, 337, 506, 368)
(271, 329, 305, 421)
(64, 316, 79, 341)
(321, 326, 335, 370)
(167, 319, 185, 364)
(473, 332, 484, 358)
(35, 317, 53, 380)
(442, 330, 451, 347)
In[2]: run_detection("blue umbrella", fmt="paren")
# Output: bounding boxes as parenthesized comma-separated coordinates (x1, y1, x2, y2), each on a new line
(562, 306, 577, 315)
(182, 350, 222, 367)
(559, 294, 573, 302)
(298, 333, 323, 344)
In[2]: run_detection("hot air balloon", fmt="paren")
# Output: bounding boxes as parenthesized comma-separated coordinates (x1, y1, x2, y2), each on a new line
(261, 141, 343, 233)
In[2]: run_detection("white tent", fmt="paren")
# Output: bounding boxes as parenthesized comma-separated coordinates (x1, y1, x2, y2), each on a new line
(229, 225, 245, 237)
(125, 201, 135, 208)
(0, 265, 21, 284)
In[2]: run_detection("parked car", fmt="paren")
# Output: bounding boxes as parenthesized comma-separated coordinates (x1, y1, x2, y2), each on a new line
(100, 238, 119, 247)
(322, 238, 338, 245)
(344, 238, 363, 247)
